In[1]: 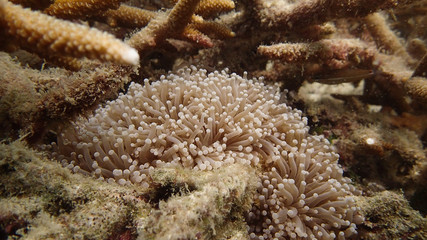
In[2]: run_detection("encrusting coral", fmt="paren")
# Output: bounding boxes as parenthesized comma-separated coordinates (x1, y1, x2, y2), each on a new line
(51, 66, 363, 239)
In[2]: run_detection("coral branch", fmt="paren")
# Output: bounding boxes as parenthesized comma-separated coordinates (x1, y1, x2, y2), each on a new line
(413, 53, 427, 77)
(103, 4, 156, 28)
(0, 0, 139, 65)
(171, 0, 236, 18)
(405, 77, 427, 104)
(190, 16, 235, 39)
(44, 0, 124, 19)
(195, 0, 235, 18)
(256, 0, 415, 30)
(258, 39, 375, 69)
(127, 0, 201, 51)
(182, 27, 214, 47)
(364, 12, 414, 65)
(168, 0, 202, 33)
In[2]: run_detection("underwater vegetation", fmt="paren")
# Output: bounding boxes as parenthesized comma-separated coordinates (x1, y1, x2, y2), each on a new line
(0, 0, 427, 239)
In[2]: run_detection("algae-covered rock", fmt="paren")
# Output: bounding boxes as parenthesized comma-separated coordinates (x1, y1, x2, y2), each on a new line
(0, 141, 258, 240)
(357, 190, 427, 239)
(0, 141, 149, 239)
(137, 165, 258, 240)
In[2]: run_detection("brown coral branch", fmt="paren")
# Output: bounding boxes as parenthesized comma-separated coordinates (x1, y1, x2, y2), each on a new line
(256, 0, 415, 30)
(0, 0, 139, 66)
(258, 39, 375, 69)
(190, 16, 235, 39)
(44, 0, 124, 19)
(194, 0, 235, 18)
(405, 76, 427, 104)
(103, 4, 156, 28)
(181, 27, 214, 47)
(127, 0, 202, 51)
(412, 53, 427, 77)
(170, 0, 235, 18)
(364, 12, 415, 66)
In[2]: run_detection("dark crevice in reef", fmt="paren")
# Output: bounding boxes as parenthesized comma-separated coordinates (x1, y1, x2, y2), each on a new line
(147, 182, 197, 209)
(0, 214, 28, 240)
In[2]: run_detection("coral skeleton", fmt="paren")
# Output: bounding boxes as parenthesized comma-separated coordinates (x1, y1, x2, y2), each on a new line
(53, 67, 363, 239)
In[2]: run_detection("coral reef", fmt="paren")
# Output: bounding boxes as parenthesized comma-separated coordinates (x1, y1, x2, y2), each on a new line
(0, 141, 257, 239)
(0, 0, 427, 239)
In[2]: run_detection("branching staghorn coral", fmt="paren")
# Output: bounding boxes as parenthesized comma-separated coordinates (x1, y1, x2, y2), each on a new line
(250, 0, 427, 114)
(258, 39, 376, 73)
(127, 0, 235, 52)
(0, 0, 235, 69)
(405, 77, 427, 104)
(0, 0, 139, 67)
(255, 0, 415, 30)
(364, 12, 415, 65)
(102, 4, 156, 28)
(52, 67, 363, 239)
(127, 0, 203, 51)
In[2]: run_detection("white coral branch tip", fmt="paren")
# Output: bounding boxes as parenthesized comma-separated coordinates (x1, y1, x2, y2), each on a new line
(122, 47, 140, 65)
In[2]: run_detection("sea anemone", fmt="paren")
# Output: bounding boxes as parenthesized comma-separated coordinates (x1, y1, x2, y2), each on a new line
(52, 66, 362, 239)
